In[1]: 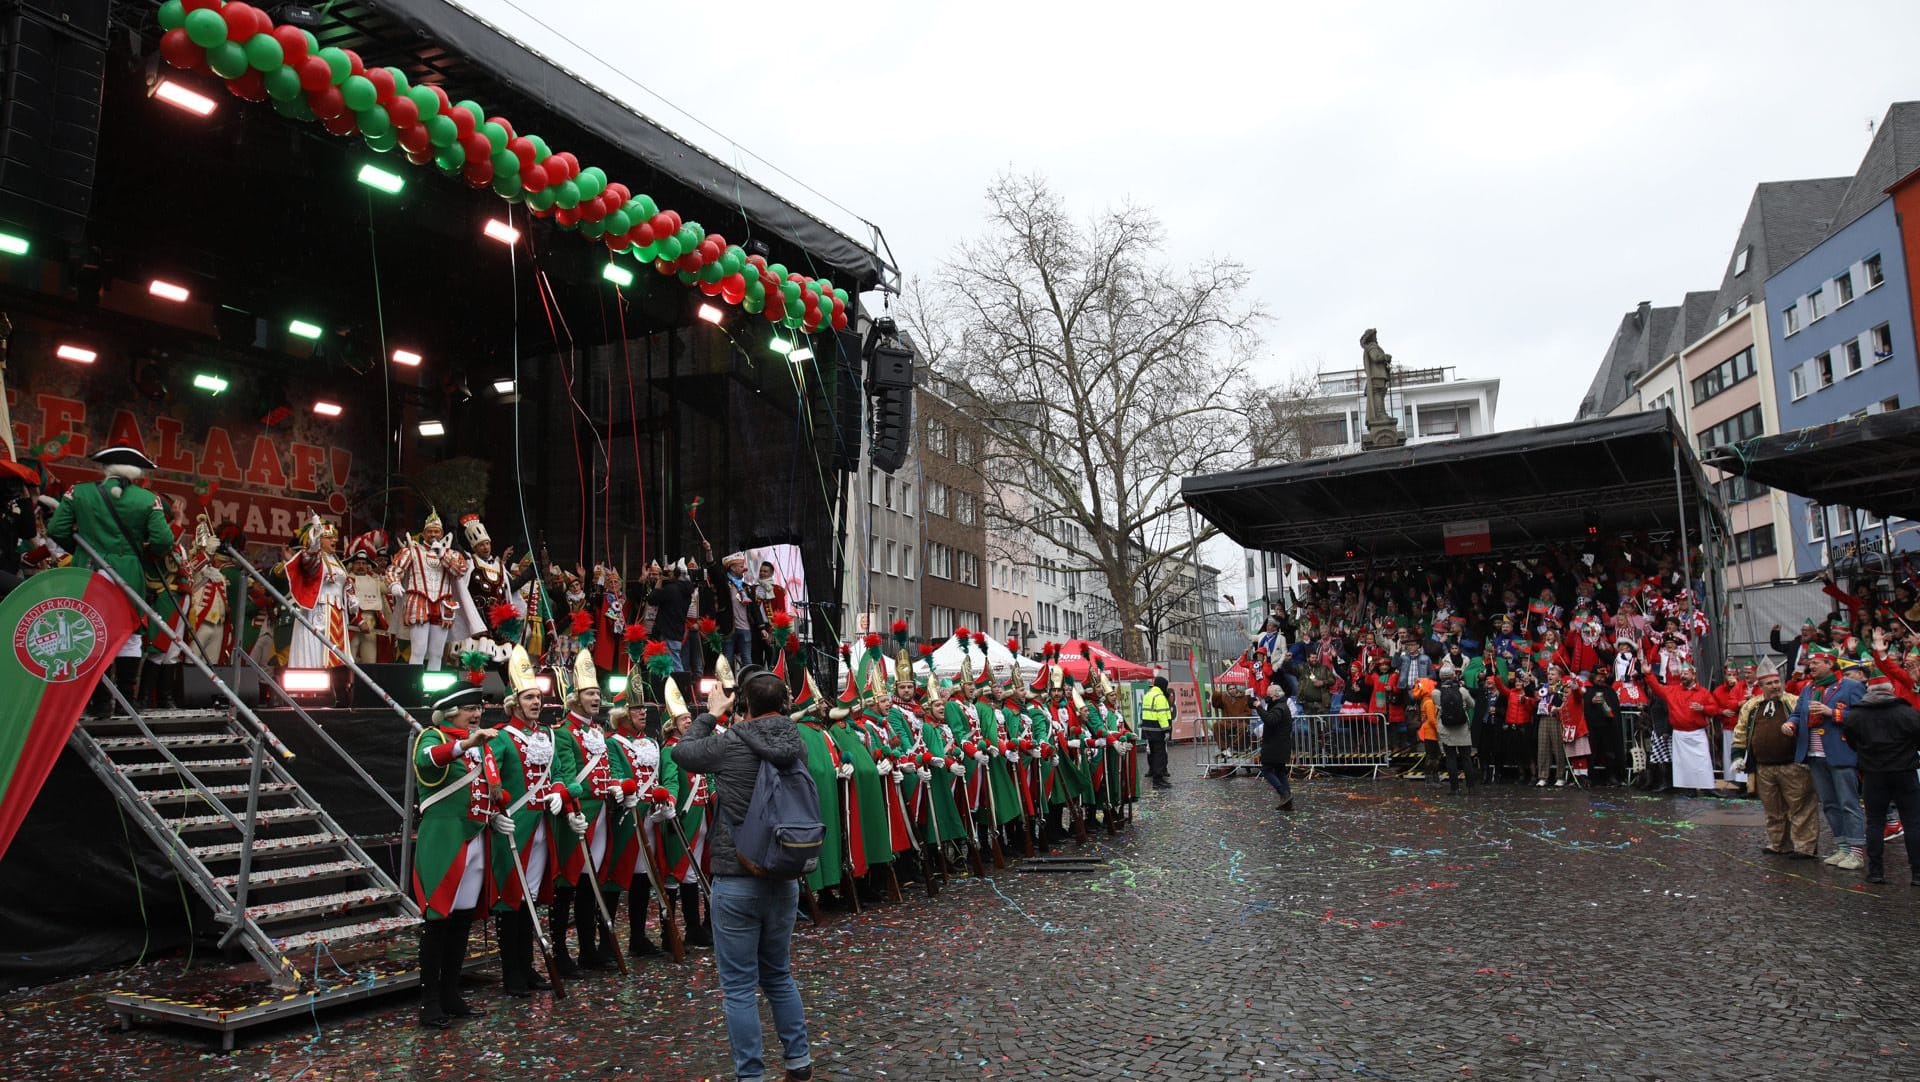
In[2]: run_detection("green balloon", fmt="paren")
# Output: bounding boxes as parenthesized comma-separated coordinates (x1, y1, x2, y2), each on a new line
(833, 287, 850, 305)
(604, 209, 631, 236)
(743, 295, 764, 315)
(455, 100, 485, 127)
(407, 85, 438, 117)
(635, 241, 659, 261)
(581, 220, 605, 240)
(769, 263, 788, 280)
(781, 282, 802, 303)
(270, 94, 304, 119)
(698, 262, 724, 284)
(425, 114, 457, 148)
(579, 165, 606, 189)
(340, 75, 376, 112)
(356, 105, 391, 137)
(207, 41, 249, 79)
(184, 8, 227, 48)
(677, 270, 698, 286)
(318, 47, 351, 86)
(364, 130, 398, 153)
(489, 148, 519, 176)
(657, 236, 682, 260)
(480, 121, 507, 154)
(244, 33, 284, 72)
(158, 0, 186, 32)
(264, 65, 302, 101)
(723, 248, 745, 274)
(635, 193, 658, 219)
(529, 135, 551, 161)
(493, 173, 523, 198)
(435, 143, 466, 170)
(554, 179, 581, 209)
(302, 30, 318, 52)
(528, 187, 557, 212)
(384, 67, 410, 96)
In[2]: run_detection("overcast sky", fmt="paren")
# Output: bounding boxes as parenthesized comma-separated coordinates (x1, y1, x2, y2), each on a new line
(463, 0, 1920, 429)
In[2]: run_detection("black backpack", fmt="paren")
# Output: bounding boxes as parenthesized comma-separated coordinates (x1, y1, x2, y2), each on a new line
(726, 734, 824, 879)
(1437, 683, 1469, 728)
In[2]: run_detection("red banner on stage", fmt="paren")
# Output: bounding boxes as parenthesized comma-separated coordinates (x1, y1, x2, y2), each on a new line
(0, 569, 138, 862)
(1443, 518, 1492, 555)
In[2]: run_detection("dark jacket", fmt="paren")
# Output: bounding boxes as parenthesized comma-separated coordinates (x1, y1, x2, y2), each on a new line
(1255, 699, 1293, 768)
(1838, 685, 1920, 773)
(669, 710, 806, 877)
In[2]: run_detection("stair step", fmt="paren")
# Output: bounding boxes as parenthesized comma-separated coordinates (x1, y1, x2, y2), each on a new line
(142, 782, 299, 803)
(169, 806, 322, 833)
(274, 915, 419, 953)
(95, 733, 247, 752)
(214, 859, 366, 890)
(119, 758, 256, 777)
(191, 832, 344, 862)
(247, 887, 397, 925)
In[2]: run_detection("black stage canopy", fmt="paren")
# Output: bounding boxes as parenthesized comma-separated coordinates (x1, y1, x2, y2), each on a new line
(1183, 411, 1717, 573)
(1700, 406, 1920, 523)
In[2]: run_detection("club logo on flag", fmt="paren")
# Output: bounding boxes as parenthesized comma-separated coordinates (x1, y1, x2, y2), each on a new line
(13, 598, 109, 683)
(1442, 519, 1492, 556)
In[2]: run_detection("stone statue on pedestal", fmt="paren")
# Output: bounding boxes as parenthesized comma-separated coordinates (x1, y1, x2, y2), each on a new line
(1359, 328, 1406, 450)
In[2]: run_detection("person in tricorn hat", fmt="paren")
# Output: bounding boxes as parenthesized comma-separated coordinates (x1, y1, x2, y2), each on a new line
(49, 445, 177, 711)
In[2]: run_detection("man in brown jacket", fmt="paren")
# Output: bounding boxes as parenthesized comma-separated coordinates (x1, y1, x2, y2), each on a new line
(1734, 664, 1818, 859)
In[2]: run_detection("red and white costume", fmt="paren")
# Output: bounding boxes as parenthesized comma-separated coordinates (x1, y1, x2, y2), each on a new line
(286, 519, 354, 669)
(387, 513, 468, 670)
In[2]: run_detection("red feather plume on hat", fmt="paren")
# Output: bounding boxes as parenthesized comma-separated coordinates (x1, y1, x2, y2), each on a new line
(489, 603, 521, 629)
(569, 610, 593, 636)
(918, 643, 935, 657)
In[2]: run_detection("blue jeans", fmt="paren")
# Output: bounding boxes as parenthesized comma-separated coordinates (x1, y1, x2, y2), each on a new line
(1806, 756, 1865, 849)
(728, 628, 753, 671)
(1262, 765, 1292, 803)
(663, 639, 686, 673)
(710, 876, 811, 1082)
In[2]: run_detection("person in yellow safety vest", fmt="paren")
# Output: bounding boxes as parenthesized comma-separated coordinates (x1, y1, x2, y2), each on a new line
(1140, 676, 1175, 790)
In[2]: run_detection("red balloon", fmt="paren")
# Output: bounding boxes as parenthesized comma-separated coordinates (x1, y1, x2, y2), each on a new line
(346, 50, 365, 77)
(579, 198, 605, 223)
(427, 84, 450, 111)
(321, 111, 358, 137)
(831, 310, 849, 331)
(528, 202, 553, 219)
(676, 253, 702, 274)
(158, 29, 202, 70)
(309, 86, 347, 120)
(297, 55, 331, 93)
(366, 66, 396, 103)
(463, 159, 493, 186)
(506, 136, 535, 168)
(220, 2, 261, 40)
(225, 70, 267, 101)
(604, 182, 629, 206)
(386, 95, 419, 129)
(555, 207, 578, 228)
(519, 162, 549, 193)
(272, 25, 309, 65)
(699, 279, 722, 297)
(706, 233, 727, 251)
(450, 107, 475, 140)
(487, 115, 515, 140)
(396, 123, 431, 154)
(405, 148, 434, 167)
(746, 253, 766, 269)
(654, 258, 676, 275)
(181, 0, 221, 10)
(460, 130, 489, 164)
(632, 222, 656, 246)
(552, 151, 579, 178)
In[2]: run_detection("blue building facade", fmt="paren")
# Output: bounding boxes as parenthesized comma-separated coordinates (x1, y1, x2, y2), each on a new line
(1764, 196, 1920, 571)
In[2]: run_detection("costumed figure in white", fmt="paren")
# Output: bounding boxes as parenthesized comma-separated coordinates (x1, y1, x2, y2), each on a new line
(285, 513, 355, 669)
(345, 535, 391, 664)
(181, 514, 232, 665)
(387, 509, 468, 670)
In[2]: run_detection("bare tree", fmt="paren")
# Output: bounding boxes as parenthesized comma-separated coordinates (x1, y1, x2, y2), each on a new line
(906, 173, 1262, 660)
(1250, 370, 1336, 463)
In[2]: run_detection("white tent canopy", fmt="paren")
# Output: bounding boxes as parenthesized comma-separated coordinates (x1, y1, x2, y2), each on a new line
(907, 634, 1043, 681)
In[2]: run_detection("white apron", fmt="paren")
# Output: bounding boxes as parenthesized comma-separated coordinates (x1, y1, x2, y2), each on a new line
(1670, 729, 1716, 789)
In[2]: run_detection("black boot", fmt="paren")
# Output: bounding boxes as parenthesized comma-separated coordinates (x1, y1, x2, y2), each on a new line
(419, 919, 450, 1028)
(441, 909, 478, 1018)
(549, 886, 579, 976)
(683, 885, 712, 948)
(105, 656, 141, 716)
(497, 910, 532, 997)
(520, 908, 551, 991)
(628, 882, 659, 957)
(571, 882, 604, 971)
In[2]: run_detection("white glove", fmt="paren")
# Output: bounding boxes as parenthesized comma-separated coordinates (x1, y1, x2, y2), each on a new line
(986, 743, 1001, 757)
(1067, 739, 1082, 750)
(1095, 737, 1108, 748)
(917, 768, 933, 782)
(892, 769, 906, 783)
(491, 812, 513, 835)
(647, 803, 675, 824)
(544, 791, 564, 816)
(1007, 751, 1021, 765)
(948, 762, 966, 777)
(567, 811, 589, 836)
(622, 791, 641, 810)
(872, 758, 890, 773)
(836, 763, 854, 780)
(973, 751, 989, 764)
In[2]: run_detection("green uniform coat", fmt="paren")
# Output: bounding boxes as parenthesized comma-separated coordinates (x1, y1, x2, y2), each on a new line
(411, 727, 488, 919)
(794, 721, 845, 891)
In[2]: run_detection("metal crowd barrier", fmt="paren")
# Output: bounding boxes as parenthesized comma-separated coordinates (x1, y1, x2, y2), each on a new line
(1177, 711, 1394, 780)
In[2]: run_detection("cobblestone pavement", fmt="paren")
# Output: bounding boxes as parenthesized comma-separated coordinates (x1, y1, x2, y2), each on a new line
(5, 771, 1920, 1081)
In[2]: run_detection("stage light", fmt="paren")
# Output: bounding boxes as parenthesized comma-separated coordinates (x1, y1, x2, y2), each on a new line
(312, 400, 343, 418)
(392, 348, 422, 367)
(491, 378, 516, 395)
(697, 677, 717, 696)
(1586, 524, 1600, 536)
(288, 319, 323, 340)
(697, 304, 724, 325)
(790, 346, 814, 363)
(535, 674, 553, 695)
(56, 344, 97, 364)
(357, 164, 405, 195)
(768, 336, 793, 356)
(417, 419, 446, 437)
(192, 373, 229, 395)
(421, 671, 457, 694)
(602, 262, 634, 287)
(282, 669, 332, 694)
(484, 219, 520, 245)
(0, 232, 27, 256)
(148, 279, 190, 303)
(152, 78, 217, 117)
(606, 674, 628, 696)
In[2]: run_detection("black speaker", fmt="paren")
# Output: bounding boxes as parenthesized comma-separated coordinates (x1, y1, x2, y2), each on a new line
(868, 341, 914, 389)
(831, 341, 864, 473)
(0, 1, 109, 241)
(870, 384, 913, 473)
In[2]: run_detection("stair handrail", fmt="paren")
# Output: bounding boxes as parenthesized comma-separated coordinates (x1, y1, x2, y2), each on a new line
(93, 678, 246, 833)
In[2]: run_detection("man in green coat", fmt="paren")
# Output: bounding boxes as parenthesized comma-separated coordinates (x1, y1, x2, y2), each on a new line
(410, 686, 496, 1027)
(48, 446, 175, 711)
(973, 681, 1023, 839)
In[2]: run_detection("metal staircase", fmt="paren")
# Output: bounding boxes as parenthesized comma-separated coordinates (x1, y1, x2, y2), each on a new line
(64, 536, 445, 1047)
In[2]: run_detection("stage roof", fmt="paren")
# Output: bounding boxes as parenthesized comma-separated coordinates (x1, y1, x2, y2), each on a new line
(1182, 411, 1717, 572)
(1700, 406, 1920, 522)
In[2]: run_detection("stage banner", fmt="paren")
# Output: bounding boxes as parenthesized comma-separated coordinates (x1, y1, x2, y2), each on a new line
(1442, 518, 1492, 556)
(0, 569, 137, 862)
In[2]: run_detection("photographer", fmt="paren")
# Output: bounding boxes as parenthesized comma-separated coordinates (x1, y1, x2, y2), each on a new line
(1251, 665, 1295, 811)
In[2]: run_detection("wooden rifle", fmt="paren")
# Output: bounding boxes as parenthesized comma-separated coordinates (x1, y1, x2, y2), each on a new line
(625, 796, 685, 962)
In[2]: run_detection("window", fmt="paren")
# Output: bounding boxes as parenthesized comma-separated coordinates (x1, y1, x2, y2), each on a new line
(1863, 507, 1885, 530)
(1714, 474, 1767, 505)
(1696, 405, 1764, 451)
(1689, 347, 1756, 406)
(1872, 323, 1894, 362)
(885, 606, 897, 632)
(1835, 269, 1855, 307)
(1866, 253, 1885, 289)
(1306, 415, 1348, 449)
(1808, 288, 1826, 322)
(1790, 364, 1809, 400)
(1878, 396, 1902, 414)
(1783, 304, 1800, 336)
(930, 605, 954, 638)
(1815, 352, 1833, 387)
(868, 469, 881, 506)
(885, 540, 897, 576)
(883, 476, 895, 509)
(927, 543, 952, 580)
(1417, 404, 1469, 437)
(956, 492, 976, 526)
(1843, 340, 1863, 376)
(958, 552, 979, 586)
(954, 434, 973, 464)
(902, 545, 915, 579)
(1731, 525, 1778, 563)
(926, 419, 948, 455)
(927, 481, 949, 517)
(900, 482, 914, 516)
(1807, 502, 1827, 542)
(867, 534, 878, 569)
(1647, 389, 1677, 416)
(1733, 245, 1751, 276)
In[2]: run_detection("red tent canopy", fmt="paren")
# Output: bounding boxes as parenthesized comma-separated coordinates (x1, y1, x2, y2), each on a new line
(1216, 657, 1253, 686)
(1054, 641, 1154, 683)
